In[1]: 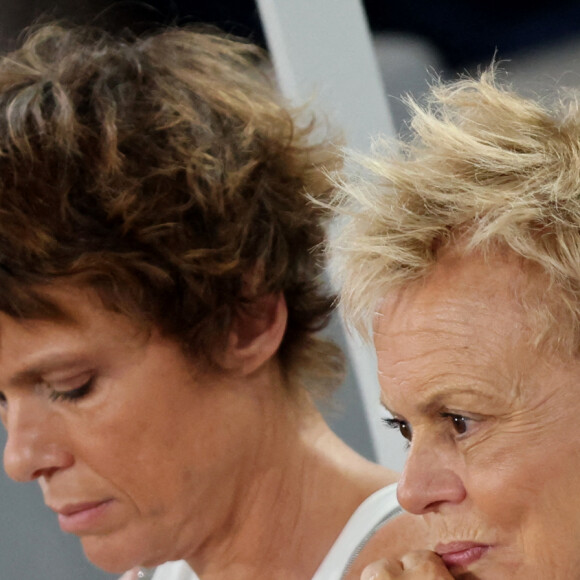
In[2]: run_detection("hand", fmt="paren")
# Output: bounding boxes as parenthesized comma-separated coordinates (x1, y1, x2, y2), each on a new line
(361, 551, 454, 579)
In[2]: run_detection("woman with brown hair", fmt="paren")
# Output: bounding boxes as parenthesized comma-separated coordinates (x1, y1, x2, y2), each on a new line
(0, 24, 425, 580)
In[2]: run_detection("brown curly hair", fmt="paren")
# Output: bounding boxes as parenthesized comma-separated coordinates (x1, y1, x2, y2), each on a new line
(0, 24, 343, 392)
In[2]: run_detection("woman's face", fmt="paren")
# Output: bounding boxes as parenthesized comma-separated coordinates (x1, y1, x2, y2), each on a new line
(375, 249, 580, 580)
(0, 286, 265, 573)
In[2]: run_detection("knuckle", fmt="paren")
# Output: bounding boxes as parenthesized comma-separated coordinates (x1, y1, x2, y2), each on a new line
(361, 558, 401, 579)
(401, 550, 448, 574)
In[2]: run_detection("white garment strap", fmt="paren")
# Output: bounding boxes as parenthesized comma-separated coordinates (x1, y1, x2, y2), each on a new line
(311, 483, 402, 580)
(150, 560, 199, 580)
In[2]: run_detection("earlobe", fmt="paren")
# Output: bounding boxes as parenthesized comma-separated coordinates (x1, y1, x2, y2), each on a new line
(223, 293, 288, 375)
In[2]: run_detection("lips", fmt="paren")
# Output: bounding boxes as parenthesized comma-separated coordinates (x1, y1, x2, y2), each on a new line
(51, 499, 114, 534)
(435, 542, 490, 568)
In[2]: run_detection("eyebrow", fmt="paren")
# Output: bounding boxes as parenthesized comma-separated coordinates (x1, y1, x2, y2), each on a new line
(380, 386, 506, 417)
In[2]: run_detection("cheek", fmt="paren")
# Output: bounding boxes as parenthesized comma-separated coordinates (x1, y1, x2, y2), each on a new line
(462, 435, 547, 530)
(84, 390, 229, 502)
(68, 394, 187, 508)
(465, 433, 580, 546)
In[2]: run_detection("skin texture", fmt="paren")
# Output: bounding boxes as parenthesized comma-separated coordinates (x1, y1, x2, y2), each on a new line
(0, 284, 425, 579)
(374, 248, 580, 580)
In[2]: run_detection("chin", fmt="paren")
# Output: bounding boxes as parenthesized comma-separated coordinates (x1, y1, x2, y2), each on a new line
(81, 530, 178, 574)
(80, 535, 148, 574)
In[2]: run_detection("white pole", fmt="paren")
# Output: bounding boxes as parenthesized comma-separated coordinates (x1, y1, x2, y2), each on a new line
(256, 0, 406, 470)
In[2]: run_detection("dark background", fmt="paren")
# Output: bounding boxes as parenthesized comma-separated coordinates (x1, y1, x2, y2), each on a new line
(2, 0, 580, 71)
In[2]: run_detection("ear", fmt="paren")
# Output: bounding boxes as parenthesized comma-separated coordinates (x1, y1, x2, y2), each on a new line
(222, 293, 288, 375)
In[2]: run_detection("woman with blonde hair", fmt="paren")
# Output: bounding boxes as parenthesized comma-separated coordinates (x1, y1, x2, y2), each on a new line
(331, 69, 580, 579)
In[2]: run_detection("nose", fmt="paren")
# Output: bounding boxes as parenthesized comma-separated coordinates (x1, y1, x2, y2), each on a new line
(397, 437, 466, 515)
(3, 398, 73, 482)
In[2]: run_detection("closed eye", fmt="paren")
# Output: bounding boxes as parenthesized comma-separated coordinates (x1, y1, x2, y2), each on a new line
(47, 376, 95, 403)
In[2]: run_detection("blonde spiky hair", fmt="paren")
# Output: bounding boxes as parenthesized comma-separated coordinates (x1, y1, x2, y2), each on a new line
(330, 67, 580, 350)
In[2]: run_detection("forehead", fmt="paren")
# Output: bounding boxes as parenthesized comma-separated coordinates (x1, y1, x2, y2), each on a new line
(374, 250, 539, 408)
(376, 248, 530, 339)
(0, 284, 148, 371)
(0, 284, 114, 332)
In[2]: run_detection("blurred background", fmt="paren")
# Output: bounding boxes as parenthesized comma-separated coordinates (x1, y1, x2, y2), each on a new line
(2, 0, 580, 129)
(2, 0, 580, 578)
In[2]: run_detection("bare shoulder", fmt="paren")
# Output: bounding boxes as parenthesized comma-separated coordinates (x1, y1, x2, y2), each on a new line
(343, 512, 430, 580)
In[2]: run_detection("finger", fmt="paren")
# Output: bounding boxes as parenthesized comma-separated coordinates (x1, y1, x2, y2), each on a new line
(400, 551, 453, 577)
(361, 558, 403, 580)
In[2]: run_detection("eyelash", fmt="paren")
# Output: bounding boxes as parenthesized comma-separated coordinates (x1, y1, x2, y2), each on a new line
(382, 416, 406, 431)
(382, 417, 412, 446)
(0, 377, 95, 409)
(47, 377, 95, 403)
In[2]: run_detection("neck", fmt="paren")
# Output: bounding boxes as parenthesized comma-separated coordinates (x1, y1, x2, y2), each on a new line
(184, 388, 397, 580)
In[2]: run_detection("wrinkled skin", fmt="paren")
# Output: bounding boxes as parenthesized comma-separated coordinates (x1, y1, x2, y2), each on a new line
(374, 248, 580, 580)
